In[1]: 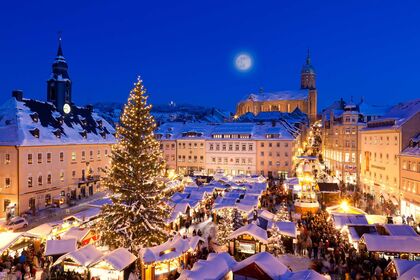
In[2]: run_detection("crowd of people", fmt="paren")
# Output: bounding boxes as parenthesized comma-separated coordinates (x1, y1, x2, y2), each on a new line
(296, 211, 392, 279)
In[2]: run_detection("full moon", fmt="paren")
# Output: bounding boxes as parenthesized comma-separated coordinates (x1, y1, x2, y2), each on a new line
(235, 53, 252, 71)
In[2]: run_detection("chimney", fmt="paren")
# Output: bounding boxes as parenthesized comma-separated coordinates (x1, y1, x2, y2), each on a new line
(12, 90, 23, 101)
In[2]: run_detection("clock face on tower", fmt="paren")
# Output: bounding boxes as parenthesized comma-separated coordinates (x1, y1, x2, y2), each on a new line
(63, 103, 71, 114)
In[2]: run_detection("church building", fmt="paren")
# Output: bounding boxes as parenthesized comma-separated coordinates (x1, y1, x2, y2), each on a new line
(235, 51, 318, 123)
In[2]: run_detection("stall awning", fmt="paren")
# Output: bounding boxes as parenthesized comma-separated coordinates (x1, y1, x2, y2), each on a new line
(0, 232, 38, 254)
(89, 248, 137, 271)
(53, 244, 103, 267)
(228, 224, 268, 244)
(45, 238, 77, 256)
(361, 234, 420, 254)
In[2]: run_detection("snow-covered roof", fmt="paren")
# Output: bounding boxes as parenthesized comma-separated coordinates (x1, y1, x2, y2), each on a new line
(399, 263, 420, 280)
(90, 248, 137, 271)
(0, 232, 37, 254)
(363, 98, 420, 130)
(45, 238, 77, 256)
(361, 234, 420, 253)
(383, 224, 418, 236)
(0, 97, 115, 146)
(344, 225, 378, 243)
(61, 227, 91, 242)
(88, 197, 113, 208)
(140, 235, 203, 264)
(54, 244, 103, 267)
(26, 223, 56, 238)
(286, 269, 327, 280)
(178, 252, 236, 280)
(232, 252, 290, 279)
(240, 90, 309, 102)
(331, 214, 368, 228)
(64, 207, 101, 223)
(270, 221, 297, 238)
(389, 259, 420, 277)
(228, 224, 268, 243)
(156, 121, 298, 141)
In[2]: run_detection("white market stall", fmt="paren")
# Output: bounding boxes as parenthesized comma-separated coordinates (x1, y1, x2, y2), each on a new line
(89, 248, 137, 280)
(359, 234, 420, 260)
(178, 252, 236, 280)
(45, 238, 78, 261)
(53, 244, 103, 275)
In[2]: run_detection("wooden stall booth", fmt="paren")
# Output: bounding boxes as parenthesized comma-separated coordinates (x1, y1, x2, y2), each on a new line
(228, 224, 268, 260)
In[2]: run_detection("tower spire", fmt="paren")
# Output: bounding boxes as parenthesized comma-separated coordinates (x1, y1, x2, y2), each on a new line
(306, 48, 311, 65)
(57, 32, 64, 57)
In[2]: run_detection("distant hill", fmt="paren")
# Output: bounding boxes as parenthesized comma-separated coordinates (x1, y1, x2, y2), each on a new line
(92, 102, 231, 127)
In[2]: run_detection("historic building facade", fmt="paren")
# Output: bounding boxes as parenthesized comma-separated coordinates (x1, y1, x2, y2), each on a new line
(359, 99, 420, 208)
(236, 52, 317, 123)
(321, 99, 386, 185)
(156, 122, 301, 178)
(399, 134, 420, 220)
(0, 40, 115, 218)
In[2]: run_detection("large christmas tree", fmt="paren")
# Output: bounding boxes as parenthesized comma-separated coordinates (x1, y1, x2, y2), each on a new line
(97, 77, 169, 251)
(216, 208, 234, 245)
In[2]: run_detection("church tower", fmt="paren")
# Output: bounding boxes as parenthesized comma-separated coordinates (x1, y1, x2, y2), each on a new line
(300, 49, 316, 90)
(301, 50, 318, 122)
(47, 36, 72, 114)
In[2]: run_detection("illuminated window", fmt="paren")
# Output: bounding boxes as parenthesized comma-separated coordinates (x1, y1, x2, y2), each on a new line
(60, 152, 64, 162)
(71, 152, 76, 161)
(27, 154, 33, 164)
(4, 154, 11, 164)
(47, 153, 51, 163)
(28, 177, 33, 188)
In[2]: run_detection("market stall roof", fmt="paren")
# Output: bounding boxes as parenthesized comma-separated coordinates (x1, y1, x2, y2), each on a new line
(140, 235, 202, 264)
(285, 269, 326, 280)
(383, 224, 418, 236)
(232, 252, 290, 279)
(361, 234, 420, 254)
(26, 223, 57, 238)
(61, 227, 91, 242)
(178, 252, 236, 280)
(88, 197, 113, 208)
(90, 248, 137, 271)
(389, 259, 420, 277)
(54, 244, 103, 267)
(270, 221, 297, 238)
(399, 263, 420, 280)
(64, 207, 101, 223)
(0, 232, 38, 254)
(45, 238, 77, 256)
(331, 214, 368, 228)
(228, 224, 268, 244)
(344, 225, 378, 243)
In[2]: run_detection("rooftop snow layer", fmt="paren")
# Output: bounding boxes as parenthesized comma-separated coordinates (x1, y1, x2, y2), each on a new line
(240, 90, 309, 102)
(0, 97, 116, 146)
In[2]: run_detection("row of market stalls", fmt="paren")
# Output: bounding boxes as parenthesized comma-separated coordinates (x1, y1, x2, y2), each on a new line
(178, 252, 326, 280)
(48, 243, 137, 280)
(325, 203, 420, 260)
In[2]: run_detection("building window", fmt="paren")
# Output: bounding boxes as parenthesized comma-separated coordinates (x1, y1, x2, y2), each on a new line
(60, 152, 64, 162)
(228, 144, 233, 151)
(260, 152, 264, 156)
(38, 175, 42, 186)
(285, 143, 288, 147)
(5, 178, 11, 188)
(260, 161, 264, 166)
(28, 154, 33, 164)
(248, 144, 253, 151)
(260, 143, 264, 147)
(47, 174, 52, 184)
(285, 152, 288, 157)
(82, 151, 86, 161)
(215, 144, 220, 151)
(242, 144, 246, 151)
(71, 152, 76, 161)
(209, 144, 214, 151)
(3, 199, 11, 212)
(269, 143, 272, 148)
(97, 150, 101, 160)
(90, 150, 94, 160)
(60, 171, 64, 182)
(235, 145, 239, 151)
(285, 161, 289, 166)
(4, 154, 10, 164)
(47, 153, 52, 163)
(222, 144, 227, 151)
(105, 149, 108, 156)
(37, 153, 42, 164)
(28, 177, 33, 188)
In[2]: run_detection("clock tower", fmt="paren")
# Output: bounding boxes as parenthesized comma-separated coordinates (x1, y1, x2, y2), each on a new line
(47, 36, 72, 114)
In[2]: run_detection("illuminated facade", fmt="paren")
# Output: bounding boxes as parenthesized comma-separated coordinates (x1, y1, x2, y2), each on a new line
(359, 99, 420, 206)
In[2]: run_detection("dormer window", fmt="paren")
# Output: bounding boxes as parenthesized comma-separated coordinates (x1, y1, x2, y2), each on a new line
(100, 131, 107, 139)
(80, 130, 87, 139)
(56, 116, 64, 125)
(30, 112, 39, 123)
(30, 128, 40, 138)
(53, 129, 62, 138)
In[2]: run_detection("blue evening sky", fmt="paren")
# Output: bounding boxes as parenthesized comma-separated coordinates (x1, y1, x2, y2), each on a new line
(1, 1, 419, 111)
